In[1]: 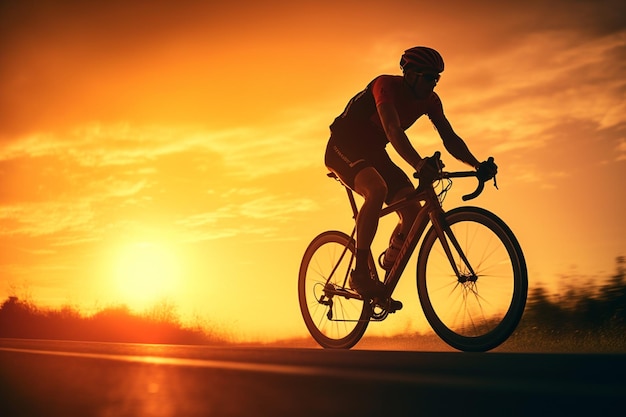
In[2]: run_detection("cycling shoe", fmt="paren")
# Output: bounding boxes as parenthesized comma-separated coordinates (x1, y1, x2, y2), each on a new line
(349, 269, 386, 299)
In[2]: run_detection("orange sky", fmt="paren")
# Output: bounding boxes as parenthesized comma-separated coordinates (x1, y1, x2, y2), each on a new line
(1, 0, 625, 341)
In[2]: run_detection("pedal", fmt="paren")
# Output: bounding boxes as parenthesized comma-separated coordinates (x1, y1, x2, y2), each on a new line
(372, 297, 403, 314)
(387, 298, 403, 313)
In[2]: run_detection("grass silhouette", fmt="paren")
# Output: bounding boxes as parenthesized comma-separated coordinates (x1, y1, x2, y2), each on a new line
(0, 297, 227, 345)
(1, 257, 624, 351)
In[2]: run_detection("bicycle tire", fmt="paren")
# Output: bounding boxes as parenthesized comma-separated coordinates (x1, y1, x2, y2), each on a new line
(417, 207, 527, 352)
(298, 231, 370, 349)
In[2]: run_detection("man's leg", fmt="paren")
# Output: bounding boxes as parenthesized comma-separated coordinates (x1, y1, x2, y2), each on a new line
(353, 167, 387, 257)
(350, 167, 387, 297)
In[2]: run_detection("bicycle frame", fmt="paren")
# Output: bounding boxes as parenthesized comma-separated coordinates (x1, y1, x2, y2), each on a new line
(379, 185, 442, 297)
(330, 168, 483, 303)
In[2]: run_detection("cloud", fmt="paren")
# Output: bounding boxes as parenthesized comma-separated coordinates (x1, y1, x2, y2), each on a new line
(0, 201, 95, 237)
(173, 195, 318, 242)
(0, 117, 325, 247)
(238, 196, 319, 220)
(2, 0, 624, 218)
(437, 27, 626, 165)
(2, 0, 624, 142)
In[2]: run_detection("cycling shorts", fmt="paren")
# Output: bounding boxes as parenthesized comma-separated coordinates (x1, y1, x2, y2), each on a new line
(324, 136, 413, 204)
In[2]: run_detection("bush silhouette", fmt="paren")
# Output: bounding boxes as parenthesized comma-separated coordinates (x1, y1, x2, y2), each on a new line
(0, 296, 224, 345)
(511, 257, 626, 351)
(1, 257, 624, 350)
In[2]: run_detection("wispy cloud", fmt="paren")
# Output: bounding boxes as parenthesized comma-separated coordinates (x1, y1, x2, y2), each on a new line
(0, 118, 324, 245)
(173, 193, 319, 242)
(238, 196, 319, 220)
(431, 27, 626, 184)
(0, 201, 95, 237)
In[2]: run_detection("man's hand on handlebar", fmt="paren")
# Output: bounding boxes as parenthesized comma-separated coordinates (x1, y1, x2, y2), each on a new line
(410, 153, 499, 200)
(476, 158, 498, 182)
(415, 152, 443, 182)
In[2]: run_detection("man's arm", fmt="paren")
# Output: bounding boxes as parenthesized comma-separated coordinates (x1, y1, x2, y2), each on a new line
(433, 117, 480, 169)
(377, 101, 423, 169)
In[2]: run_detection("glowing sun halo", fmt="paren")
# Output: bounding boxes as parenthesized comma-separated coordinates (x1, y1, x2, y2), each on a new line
(112, 242, 181, 310)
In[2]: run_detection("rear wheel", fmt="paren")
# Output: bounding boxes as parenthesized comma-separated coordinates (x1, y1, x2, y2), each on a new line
(298, 231, 370, 349)
(417, 207, 527, 352)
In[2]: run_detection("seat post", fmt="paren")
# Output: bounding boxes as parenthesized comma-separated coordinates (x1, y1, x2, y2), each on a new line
(327, 171, 359, 220)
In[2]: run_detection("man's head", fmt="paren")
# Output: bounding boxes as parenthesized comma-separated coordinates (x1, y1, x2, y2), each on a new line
(400, 46, 444, 98)
(400, 46, 444, 74)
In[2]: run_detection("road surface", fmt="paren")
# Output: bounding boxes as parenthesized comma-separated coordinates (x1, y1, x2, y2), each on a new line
(0, 338, 624, 416)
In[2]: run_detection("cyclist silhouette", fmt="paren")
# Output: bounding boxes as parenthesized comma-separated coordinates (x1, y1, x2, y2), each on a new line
(325, 46, 497, 300)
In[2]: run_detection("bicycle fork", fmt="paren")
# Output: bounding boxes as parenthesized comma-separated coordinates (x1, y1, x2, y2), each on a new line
(430, 210, 478, 283)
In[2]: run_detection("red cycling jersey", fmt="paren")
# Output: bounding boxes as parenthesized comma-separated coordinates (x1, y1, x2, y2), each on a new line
(330, 75, 445, 151)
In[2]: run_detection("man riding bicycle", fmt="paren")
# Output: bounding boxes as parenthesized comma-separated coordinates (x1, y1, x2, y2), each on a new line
(325, 46, 497, 300)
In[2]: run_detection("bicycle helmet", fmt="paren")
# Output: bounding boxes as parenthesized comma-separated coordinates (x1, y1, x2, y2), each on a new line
(400, 47, 445, 73)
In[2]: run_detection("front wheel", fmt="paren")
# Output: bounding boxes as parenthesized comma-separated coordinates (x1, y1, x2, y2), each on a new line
(298, 231, 370, 349)
(417, 207, 527, 352)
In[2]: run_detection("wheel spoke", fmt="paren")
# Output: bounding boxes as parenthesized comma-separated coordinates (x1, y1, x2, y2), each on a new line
(417, 207, 527, 352)
(298, 231, 369, 349)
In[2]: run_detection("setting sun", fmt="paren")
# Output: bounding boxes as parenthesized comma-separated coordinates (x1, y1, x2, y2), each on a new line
(112, 242, 182, 311)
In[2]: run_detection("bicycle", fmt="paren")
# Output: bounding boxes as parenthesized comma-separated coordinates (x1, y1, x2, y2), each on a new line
(298, 152, 527, 352)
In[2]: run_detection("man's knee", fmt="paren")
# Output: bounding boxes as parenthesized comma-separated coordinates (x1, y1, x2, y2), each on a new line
(355, 168, 388, 202)
(369, 181, 388, 202)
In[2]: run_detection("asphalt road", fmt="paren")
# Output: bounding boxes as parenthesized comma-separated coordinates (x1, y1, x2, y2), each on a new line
(0, 338, 624, 417)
